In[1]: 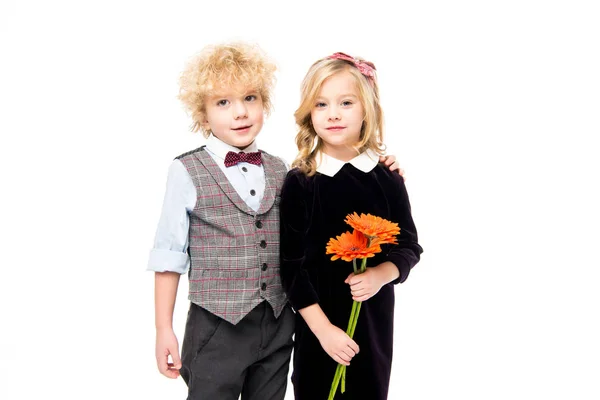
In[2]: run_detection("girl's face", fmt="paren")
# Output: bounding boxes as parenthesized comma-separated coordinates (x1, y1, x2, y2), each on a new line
(311, 70, 365, 161)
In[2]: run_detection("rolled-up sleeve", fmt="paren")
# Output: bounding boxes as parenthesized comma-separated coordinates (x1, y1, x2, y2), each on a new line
(280, 171, 319, 310)
(147, 160, 196, 274)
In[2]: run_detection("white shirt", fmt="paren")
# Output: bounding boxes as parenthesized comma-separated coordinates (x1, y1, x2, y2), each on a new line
(147, 135, 268, 274)
(315, 149, 379, 177)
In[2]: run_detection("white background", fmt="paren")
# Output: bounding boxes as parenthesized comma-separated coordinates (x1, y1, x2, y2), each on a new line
(1, 0, 599, 399)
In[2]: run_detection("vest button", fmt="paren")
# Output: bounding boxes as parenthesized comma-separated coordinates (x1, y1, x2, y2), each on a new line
(260, 240, 267, 248)
(261, 282, 267, 291)
(255, 220, 263, 229)
(250, 189, 256, 196)
(261, 263, 268, 271)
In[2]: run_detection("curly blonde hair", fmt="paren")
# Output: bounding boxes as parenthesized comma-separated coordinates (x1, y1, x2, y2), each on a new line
(292, 55, 385, 176)
(178, 42, 277, 137)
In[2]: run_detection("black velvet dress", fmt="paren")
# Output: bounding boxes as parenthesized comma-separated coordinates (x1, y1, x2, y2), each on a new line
(280, 163, 423, 400)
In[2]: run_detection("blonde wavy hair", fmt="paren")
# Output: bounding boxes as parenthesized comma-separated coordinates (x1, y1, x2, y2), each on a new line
(291, 55, 386, 176)
(178, 42, 277, 137)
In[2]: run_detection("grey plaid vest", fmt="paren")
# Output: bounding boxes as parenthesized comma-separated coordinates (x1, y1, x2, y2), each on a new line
(176, 146, 288, 325)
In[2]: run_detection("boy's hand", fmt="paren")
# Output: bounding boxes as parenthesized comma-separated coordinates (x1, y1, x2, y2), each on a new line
(155, 327, 182, 379)
(345, 268, 385, 302)
(315, 323, 360, 366)
(379, 155, 405, 180)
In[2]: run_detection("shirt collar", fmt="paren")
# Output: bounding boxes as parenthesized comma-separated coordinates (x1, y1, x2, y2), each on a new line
(316, 149, 379, 177)
(205, 134, 259, 160)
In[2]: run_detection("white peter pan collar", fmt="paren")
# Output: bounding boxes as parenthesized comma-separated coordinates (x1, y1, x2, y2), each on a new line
(316, 149, 379, 177)
(205, 134, 259, 160)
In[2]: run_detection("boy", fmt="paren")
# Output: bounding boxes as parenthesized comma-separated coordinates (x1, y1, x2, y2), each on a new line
(148, 42, 293, 400)
(148, 42, 402, 400)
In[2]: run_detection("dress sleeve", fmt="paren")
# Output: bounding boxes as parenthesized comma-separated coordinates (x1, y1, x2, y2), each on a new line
(279, 171, 320, 310)
(384, 173, 424, 284)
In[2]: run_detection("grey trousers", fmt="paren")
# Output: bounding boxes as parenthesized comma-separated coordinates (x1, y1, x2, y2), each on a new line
(180, 301, 295, 400)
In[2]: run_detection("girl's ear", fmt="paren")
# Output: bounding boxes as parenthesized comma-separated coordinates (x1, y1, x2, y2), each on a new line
(310, 135, 319, 152)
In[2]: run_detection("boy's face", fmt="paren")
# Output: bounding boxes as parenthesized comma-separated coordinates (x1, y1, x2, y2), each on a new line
(311, 71, 364, 160)
(202, 85, 265, 149)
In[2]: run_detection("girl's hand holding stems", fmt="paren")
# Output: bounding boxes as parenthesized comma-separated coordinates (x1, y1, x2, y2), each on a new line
(345, 261, 400, 302)
(298, 304, 360, 366)
(299, 261, 400, 365)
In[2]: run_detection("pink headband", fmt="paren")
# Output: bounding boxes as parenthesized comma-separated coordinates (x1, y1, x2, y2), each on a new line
(327, 52, 377, 82)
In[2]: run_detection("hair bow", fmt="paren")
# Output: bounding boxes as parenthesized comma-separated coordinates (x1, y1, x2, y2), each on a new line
(327, 52, 377, 81)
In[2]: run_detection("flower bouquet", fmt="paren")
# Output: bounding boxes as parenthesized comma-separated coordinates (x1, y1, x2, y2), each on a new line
(325, 212, 400, 399)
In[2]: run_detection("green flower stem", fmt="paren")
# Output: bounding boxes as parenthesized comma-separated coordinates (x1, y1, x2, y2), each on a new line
(347, 257, 368, 338)
(340, 299, 359, 394)
(346, 300, 358, 335)
(360, 256, 368, 273)
(341, 299, 358, 393)
(328, 364, 344, 400)
(348, 302, 362, 339)
(329, 256, 370, 399)
(344, 257, 369, 393)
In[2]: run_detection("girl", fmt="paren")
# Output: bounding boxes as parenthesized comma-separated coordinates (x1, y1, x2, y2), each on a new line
(280, 52, 423, 399)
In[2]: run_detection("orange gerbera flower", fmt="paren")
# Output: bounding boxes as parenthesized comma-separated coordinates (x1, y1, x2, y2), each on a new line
(326, 230, 382, 262)
(345, 212, 400, 244)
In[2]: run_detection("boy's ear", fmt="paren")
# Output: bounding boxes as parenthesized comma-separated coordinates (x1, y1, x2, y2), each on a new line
(201, 119, 211, 131)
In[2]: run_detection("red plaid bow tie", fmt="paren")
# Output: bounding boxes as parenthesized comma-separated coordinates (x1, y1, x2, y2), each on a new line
(224, 151, 262, 167)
